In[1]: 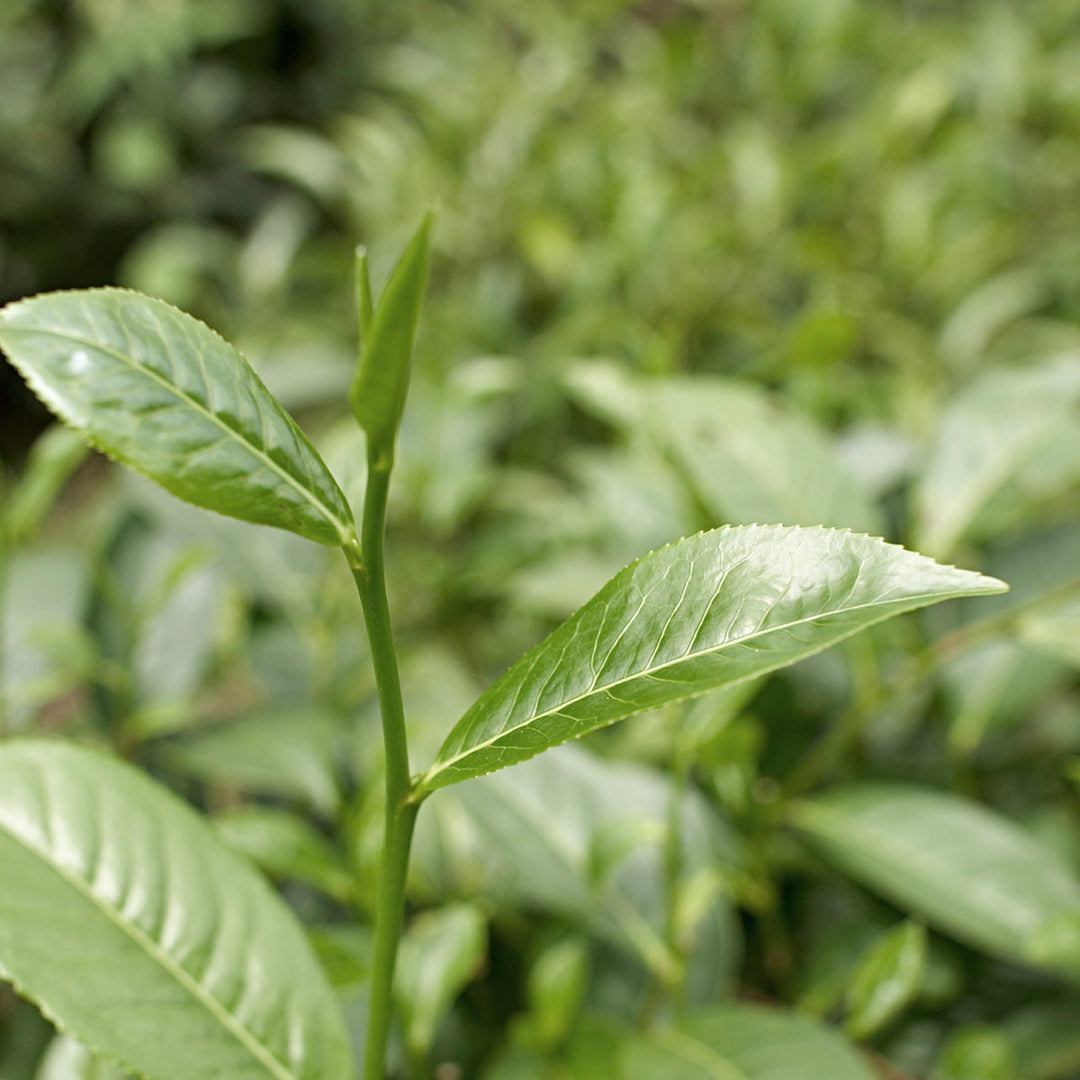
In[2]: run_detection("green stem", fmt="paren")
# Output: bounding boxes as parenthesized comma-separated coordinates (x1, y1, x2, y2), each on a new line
(347, 453, 417, 1080)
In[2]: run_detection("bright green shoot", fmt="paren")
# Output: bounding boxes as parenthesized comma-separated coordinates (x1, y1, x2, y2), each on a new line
(0, 217, 1006, 1080)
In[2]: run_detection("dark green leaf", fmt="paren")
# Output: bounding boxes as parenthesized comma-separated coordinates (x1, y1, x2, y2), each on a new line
(418, 525, 1005, 794)
(0, 288, 354, 546)
(348, 213, 432, 456)
(0, 739, 351, 1080)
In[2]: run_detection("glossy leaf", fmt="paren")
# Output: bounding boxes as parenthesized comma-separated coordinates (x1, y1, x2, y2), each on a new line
(0, 739, 351, 1080)
(791, 784, 1080, 974)
(844, 920, 927, 1040)
(628, 1003, 877, 1080)
(418, 525, 1005, 794)
(349, 212, 432, 456)
(0, 288, 354, 546)
(393, 903, 486, 1063)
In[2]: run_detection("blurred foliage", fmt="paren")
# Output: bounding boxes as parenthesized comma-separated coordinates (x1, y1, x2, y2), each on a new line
(2, 1, 1080, 1078)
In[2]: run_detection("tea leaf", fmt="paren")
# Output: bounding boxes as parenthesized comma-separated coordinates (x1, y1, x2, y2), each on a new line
(628, 1003, 876, 1079)
(0, 740, 351, 1080)
(792, 784, 1080, 974)
(349, 212, 433, 458)
(417, 525, 1005, 794)
(0, 288, 354, 546)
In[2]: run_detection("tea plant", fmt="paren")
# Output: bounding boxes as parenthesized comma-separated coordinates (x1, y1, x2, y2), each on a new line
(0, 218, 1032, 1080)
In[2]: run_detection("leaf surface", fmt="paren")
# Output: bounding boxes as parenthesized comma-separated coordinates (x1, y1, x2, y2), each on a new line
(791, 783, 1080, 974)
(0, 739, 351, 1080)
(0, 288, 353, 546)
(349, 213, 432, 455)
(628, 1003, 876, 1080)
(418, 525, 1005, 794)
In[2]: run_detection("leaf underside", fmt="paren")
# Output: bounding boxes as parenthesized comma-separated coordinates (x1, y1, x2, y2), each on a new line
(0, 288, 353, 546)
(0, 739, 351, 1080)
(419, 525, 1005, 794)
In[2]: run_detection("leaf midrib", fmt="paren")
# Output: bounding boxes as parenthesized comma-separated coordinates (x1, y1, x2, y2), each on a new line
(0, 816, 297, 1080)
(425, 585, 975, 788)
(2, 317, 351, 544)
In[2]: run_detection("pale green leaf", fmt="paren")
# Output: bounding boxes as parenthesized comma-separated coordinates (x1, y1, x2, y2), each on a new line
(393, 903, 487, 1062)
(156, 709, 343, 817)
(628, 1004, 876, 1080)
(213, 806, 355, 905)
(413, 746, 741, 1002)
(791, 784, 1080, 974)
(648, 378, 881, 532)
(844, 920, 927, 1040)
(35, 1035, 130, 1080)
(2, 426, 87, 545)
(0, 739, 351, 1080)
(349, 213, 432, 456)
(0, 288, 354, 546)
(913, 354, 1080, 559)
(418, 525, 1005, 794)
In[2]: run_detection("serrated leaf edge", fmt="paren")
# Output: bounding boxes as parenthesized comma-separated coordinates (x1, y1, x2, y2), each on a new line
(418, 525, 1006, 795)
(0, 747, 302, 1080)
(0, 288, 354, 547)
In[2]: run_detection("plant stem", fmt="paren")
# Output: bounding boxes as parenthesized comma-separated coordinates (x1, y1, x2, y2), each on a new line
(348, 452, 417, 1080)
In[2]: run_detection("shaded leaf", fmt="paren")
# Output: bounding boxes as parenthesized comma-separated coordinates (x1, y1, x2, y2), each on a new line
(413, 746, 741, 1002)
(0, 739, 351, 1080)
(792, 784, 1080, 974)
(629, 1003, 877, 1080)
(648, 377, 882, 532)
(419, 525, 1005, 793)
(213, 806, 355, 905)
(0, 288, 353, 546)
(844, 921, 927, 1040)
(913, 355, 1080, 559)
(156, 708, 343, 817)
(393, 903, 487, 1063)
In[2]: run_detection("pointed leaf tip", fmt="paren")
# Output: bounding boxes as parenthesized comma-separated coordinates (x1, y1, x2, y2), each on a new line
(0, 288, 353, 546)
(348, 212, 434, 456)
(417, 525, 1006, 795)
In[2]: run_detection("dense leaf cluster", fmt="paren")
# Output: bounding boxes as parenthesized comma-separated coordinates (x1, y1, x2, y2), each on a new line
(1, 3, 1079, 1080)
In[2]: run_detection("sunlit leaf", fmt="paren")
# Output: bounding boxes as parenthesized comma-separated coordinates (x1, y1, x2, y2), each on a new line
(844, 920, 927, 1040)
(0, 739, 351, 1080)
(419, 525, 1005, 793)
(0, 288, 354, 546)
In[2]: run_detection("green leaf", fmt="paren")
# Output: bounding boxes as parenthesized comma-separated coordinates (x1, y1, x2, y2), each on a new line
(628, 1003, 877, 1080)
(520, 935, 590, 1052)
(2, 425, 87, 545)
(933, 1025, 1017, 1080)
(0, 288, 354, 546)
(791, 784, 1080, 974)
(213, 806, 356, 905)
(0, 739, 351, 1080)
(913, 355, 1080, 559)
(35, 1035, 130, 1080)
(413, 746, 741, 1001)
(393, 903, 487, 1063)
(348, 212, 433, 457)
(648, 378, 882, 533)
(156, 709, 343, 817)
(418, 525, 1005, 794)
(844, 920, 927, 1040)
